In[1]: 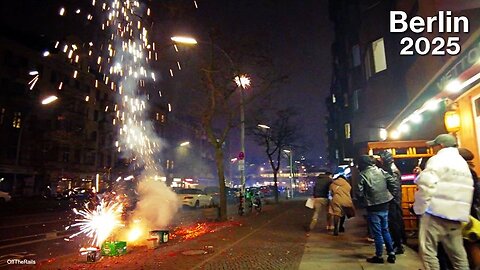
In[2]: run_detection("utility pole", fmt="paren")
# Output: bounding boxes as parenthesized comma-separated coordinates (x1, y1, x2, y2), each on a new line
(239, 84, 246, 210)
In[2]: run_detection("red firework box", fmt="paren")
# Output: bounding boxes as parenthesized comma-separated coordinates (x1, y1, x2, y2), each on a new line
(100, 241, 127, 256)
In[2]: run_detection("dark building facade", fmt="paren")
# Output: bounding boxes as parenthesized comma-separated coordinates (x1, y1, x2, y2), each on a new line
(327, 0, 480, 167)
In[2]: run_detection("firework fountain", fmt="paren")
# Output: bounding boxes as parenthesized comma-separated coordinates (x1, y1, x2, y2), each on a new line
(61, 0, 178, 250)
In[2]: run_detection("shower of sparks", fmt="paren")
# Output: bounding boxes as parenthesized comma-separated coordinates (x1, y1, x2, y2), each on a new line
(27, 73, 39, 90)
(68, 199, 124, 247)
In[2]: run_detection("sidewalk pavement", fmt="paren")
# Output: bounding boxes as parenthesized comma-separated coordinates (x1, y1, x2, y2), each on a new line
(34, 199, 425, 269)
(299, 207, 424, 270)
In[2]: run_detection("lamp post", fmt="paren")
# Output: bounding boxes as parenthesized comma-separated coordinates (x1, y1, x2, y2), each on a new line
(235, 75, 250, 205)
(283, 149, 294, 199)
(172, 35, 251, 214)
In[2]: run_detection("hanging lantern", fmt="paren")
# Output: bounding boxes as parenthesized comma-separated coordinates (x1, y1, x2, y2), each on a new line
(444, 110, 461, 133)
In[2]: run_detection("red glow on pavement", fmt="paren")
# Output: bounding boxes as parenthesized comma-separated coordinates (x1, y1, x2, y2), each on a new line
(171, 220, 242, 241)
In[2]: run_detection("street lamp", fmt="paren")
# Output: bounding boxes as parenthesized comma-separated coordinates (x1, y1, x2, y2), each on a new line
(257, 124, 270, 129)
(170, 36, 198, 45)
(41, 95, 58, 105)
(283, 149, 294, 199)
(179, 141, 190, 147)
(235, 74, 251, 203)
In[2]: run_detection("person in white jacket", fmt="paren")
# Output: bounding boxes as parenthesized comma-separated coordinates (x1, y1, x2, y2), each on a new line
(414, 134, 474, 270)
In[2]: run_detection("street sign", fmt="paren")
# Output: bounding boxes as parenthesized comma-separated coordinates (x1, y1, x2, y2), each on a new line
(238, 159, 245, 170)
(238, 151, 245, 160)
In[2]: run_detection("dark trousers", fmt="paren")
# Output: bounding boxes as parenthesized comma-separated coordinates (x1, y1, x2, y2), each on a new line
(388, 201, 406, 250)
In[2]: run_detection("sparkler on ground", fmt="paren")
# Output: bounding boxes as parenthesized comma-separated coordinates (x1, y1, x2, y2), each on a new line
(68, 199, 124, 247)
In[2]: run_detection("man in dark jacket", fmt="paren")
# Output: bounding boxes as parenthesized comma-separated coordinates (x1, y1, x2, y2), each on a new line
(379, 150, 407, 254)
(307, 172, 333, 232)
(357, 155, 397, 264)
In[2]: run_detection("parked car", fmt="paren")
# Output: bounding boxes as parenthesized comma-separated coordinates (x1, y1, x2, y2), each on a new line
(175, 188, 213, 208)
(0, 191, 11, 203)
(204, 186, 220, 206)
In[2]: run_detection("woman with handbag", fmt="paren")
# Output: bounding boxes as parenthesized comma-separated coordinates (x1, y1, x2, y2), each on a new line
(329, 175, 354, 236)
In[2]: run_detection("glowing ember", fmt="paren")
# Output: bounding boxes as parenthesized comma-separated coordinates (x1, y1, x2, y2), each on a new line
(68, 199, 124, 247)
(171, 221, 242, 241)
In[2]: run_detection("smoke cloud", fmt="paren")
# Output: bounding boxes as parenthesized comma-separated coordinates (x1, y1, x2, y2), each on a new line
(131, 175, 178, 230)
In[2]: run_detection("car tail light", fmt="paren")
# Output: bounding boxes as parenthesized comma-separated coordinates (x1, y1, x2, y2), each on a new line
(184, 196, 193, 199)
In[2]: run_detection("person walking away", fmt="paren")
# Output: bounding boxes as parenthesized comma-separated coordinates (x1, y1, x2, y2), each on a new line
(379, 150, 407, 254)
(357, 155, 397, 264)
(307, 172, 333, 232)
(329, 175, 353, 236)
(414, 134, 473, 270)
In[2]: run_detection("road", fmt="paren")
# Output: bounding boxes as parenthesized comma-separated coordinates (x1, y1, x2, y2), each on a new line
(0, 204, 231, 268)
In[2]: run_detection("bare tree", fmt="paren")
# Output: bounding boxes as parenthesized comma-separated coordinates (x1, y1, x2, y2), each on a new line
(175, 35, 285, 221)
(250, 107, 301, 203)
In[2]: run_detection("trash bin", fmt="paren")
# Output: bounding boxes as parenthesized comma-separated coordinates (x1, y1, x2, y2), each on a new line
(101, 241, 127, 256)
(150, 230, 169, 244)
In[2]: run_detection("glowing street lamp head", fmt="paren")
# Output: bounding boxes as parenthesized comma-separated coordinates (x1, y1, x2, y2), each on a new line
(41, 95, 58, 105)
(179, 141, 190, 147)
(235, 75, 251, 88)
(283, 149, 291, 153)
(257, 124, 270, 129)
(171, 36, 198, 45)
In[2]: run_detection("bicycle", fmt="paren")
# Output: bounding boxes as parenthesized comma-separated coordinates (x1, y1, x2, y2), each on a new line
(238, 188, 263, 216)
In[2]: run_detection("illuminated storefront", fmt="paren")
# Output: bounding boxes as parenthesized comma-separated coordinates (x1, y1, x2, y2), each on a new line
(388, 29, 480, 169)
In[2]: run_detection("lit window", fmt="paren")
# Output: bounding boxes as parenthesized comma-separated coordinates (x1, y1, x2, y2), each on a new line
(344, 123, 351, 139)
(161, 114, 166, 123)
(332, 94, 336, 104)
(12, 112, 22, 128)
(372, 38, 387, 73)
(156, 113, 159, 121)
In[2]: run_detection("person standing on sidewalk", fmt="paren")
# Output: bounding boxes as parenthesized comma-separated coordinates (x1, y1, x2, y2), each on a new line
(306, 172, 333, 232)
(379, 151, 407, 254)
(414, 134, 473, 270)
(329, 175, 353, 236)
(357, 155, 397, 264)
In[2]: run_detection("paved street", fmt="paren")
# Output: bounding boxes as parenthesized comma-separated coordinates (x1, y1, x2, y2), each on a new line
(0, 205, 229, 268)
(8, 199, 425, 270)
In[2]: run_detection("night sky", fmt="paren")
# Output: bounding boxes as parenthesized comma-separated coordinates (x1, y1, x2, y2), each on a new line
(187, 0, 334, 164)
(1, 0, 333, 166)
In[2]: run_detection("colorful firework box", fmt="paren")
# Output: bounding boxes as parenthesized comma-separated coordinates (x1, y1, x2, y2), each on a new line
(101, 241, 127, 256)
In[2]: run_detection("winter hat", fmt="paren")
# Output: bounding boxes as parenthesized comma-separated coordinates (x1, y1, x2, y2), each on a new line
(379, 150, 394, 164)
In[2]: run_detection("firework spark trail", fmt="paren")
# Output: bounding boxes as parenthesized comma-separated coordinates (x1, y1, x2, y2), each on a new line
(59, 0, 178, 245)
(69, 199, 123, 247)
(103, 0, 161, 175)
